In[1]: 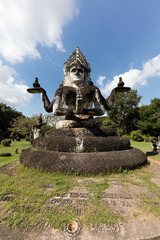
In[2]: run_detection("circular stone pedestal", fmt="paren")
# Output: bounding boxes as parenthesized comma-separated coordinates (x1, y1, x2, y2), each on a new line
(20, 127, 147, 174)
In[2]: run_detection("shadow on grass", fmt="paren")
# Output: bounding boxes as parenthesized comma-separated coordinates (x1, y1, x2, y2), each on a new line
(146, 152, 159, 157)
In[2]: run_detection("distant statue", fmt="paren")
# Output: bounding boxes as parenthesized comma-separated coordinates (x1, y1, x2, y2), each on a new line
(15, 148, 18, 154)
(32, 114, 46, 139)
(152, 141, 157, 152)
(28, 47, 130, 121)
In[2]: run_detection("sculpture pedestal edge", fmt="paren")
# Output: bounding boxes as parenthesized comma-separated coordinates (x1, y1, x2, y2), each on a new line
(19, 147, 147, 174)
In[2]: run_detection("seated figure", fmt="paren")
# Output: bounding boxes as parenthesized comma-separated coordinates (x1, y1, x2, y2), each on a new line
(39, 47, 122, 121)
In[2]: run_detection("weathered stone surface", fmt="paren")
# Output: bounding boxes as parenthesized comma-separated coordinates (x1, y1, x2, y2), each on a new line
(20, 147, 147, 174)
(56, 119, 102, 129)
(1, 218, 160, 240)
(56, 120, 81, 129)
(32, 135, 130, 152)
(45, 127, 116, 137)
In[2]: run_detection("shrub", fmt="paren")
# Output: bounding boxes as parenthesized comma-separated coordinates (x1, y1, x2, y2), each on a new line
(130, 130, 144, 142)
(25, 137, 30, 141)
(150, 136, 158, 142)
(1, 139, 12, 146)
(41, 126, 55, 136)
(25, 137, 33, 143)
(143, 135, 150, 142)
(122, 134, 131, 140)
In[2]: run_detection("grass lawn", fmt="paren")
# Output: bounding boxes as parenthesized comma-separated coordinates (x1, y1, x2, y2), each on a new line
(0, 162, 160, 230)
(0, 139, 160, 230)
(131, 140, 160, 161)
(130, 140, 152, 153)
(0, 139, 31, 167)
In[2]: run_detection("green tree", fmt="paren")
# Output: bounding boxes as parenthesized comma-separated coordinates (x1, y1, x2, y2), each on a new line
(95, 116, 117, 129)
(0, 102, 23, 139)
(9, 115, 37, 138)
(138, 98, 160, 137)
(107, 90, 142, 135)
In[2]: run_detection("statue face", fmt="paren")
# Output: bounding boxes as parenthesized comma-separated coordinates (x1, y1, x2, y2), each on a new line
(69, 66, 84, 86)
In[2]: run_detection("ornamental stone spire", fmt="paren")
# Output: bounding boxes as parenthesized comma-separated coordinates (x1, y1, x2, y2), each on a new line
(64, 47, 91, 72)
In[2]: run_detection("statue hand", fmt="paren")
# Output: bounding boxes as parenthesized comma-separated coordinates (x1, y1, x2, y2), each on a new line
(75, 90, 83, 113)
(40, 88, 46, 93)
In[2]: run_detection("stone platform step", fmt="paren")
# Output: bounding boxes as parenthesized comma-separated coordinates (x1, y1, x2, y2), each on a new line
(20, 147, 147, 174)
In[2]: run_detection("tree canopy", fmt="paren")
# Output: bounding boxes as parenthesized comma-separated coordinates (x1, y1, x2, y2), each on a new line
(138, 98, 160, 137)
(9, 116, 37, 138)
(107, 90, 142, 135)
(0, 102, 24, 140)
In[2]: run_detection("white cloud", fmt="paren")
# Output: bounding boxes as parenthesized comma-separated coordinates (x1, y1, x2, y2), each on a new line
(0, 61, 32, 107)
(97, 75, 106, 86)
(0, 0, 78, 64)
(97, 54, 160, 96)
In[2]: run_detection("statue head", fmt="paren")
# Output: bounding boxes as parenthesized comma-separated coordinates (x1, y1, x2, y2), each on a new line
(63, 47, 92, 87)
(69, 65, 85, 86)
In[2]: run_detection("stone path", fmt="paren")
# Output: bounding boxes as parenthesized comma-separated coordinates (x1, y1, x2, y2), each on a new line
(148, 157, 160, 166)
(0, 160, 160, 240)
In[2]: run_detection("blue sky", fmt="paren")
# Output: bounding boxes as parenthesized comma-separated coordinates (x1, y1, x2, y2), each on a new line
(0, 0, 160, 117)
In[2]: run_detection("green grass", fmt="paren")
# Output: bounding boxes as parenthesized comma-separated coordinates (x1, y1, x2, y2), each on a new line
(0, 140, 160, 230)
(0, 163, 160, 230)
(131, 140, 160, 161)
(130, 141, 152, 153)
(0, 164, 120, 229)
(0, 139, 31, 167)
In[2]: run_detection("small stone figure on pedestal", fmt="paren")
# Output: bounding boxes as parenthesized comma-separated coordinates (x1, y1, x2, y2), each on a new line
(152, 142, 157, 152)
(32, 114, 46, 139)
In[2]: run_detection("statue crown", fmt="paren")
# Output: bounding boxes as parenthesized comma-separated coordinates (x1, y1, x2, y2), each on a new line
(65, 47, 91, 72)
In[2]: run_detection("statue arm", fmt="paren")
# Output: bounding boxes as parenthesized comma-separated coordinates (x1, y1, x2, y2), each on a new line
(81, 87, 110, 116)
(94, 88, 110, 115)
(107, 88, 117, 110)
(41, 87, 63, 113)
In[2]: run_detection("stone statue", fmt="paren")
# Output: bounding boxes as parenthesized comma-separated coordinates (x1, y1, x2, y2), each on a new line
(28, 47, 130, 123)
(32, 114, 46, 139)
(22, 47, 147, 174)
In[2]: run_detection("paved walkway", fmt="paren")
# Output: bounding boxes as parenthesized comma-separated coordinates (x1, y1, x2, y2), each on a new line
(148, 157, 160, 165)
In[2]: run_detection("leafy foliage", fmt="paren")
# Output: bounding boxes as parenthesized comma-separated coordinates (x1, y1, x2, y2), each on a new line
(9, 115, 54, 139)
(138, 98, 160, 137)
(1, 139, 12, 146)
(95, 116, 116, 129)
(0, 102, 23, 140)
(9, 115, 38, 138)
(107, 90, 142, 135)
(130, 130, 144, 142)
(41, 125, 55, 136)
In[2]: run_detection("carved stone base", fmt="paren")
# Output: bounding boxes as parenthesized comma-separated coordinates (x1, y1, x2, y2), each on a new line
(56, 120, 81, 129)
(19, 128, 147, 174)
(56, 119, 102, 129)
(20, 147, 147, 174)
(32, 135, 130, 152)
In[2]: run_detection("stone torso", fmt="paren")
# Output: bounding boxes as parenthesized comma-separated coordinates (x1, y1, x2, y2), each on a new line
(56, 85, 100, 109)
